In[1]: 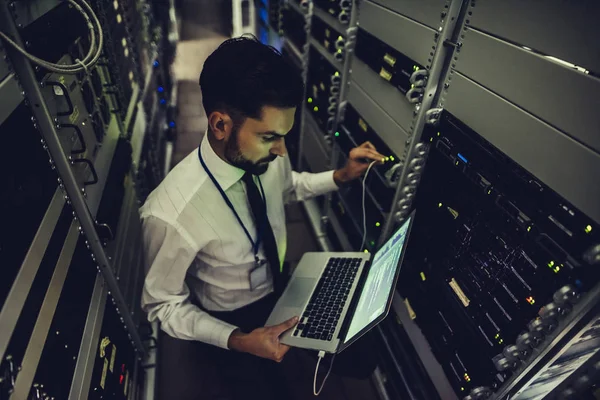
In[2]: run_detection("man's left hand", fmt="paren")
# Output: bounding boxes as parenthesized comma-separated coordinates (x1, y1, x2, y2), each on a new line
(333, 141, 386, 186)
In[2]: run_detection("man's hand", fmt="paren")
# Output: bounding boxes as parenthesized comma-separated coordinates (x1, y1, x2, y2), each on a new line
(334, 141, 386, 186)
(227, 316, 299, 362)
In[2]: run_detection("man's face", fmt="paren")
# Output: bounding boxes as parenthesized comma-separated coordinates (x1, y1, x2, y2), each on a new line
(224, 106, 295, 175)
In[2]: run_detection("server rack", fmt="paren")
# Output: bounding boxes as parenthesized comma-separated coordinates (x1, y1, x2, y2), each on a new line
(266, 1, 600, 399)
(0, 0, 177, 398)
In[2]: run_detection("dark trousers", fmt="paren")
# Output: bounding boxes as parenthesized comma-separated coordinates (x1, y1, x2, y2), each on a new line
(157, 294, 377, 400)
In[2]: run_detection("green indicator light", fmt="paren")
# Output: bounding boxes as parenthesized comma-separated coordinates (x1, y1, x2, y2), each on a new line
(334, 71, 340, 77)
(527, 226, 532, 232)
(364, 249, 369, 253)
(437, 132, 441, 136)
(334, 132, 340, 137)
(548, 261, 555, 267)
(375, 222, 381, 227)
(313, 106, 319, 112)
(438, 202, 443, 208)
(370, 241, 375, 246)
(585, 224, 593, 233)
(389, 156, 395, 161)
(308, 97, 313, 103)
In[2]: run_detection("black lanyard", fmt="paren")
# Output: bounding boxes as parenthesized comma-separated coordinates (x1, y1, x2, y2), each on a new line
(198, 148, 267, 260)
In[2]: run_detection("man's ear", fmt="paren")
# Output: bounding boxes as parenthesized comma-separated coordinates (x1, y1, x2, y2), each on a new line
(208, 111, 233, 140)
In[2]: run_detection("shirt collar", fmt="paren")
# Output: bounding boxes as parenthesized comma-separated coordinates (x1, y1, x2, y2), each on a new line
(199, 132, 245, 191)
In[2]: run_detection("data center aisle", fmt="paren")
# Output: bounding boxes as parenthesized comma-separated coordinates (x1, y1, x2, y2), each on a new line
(157, 1, 380, 399)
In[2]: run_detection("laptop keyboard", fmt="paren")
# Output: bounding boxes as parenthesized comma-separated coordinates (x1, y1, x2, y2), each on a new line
(293, 257, 362, 341)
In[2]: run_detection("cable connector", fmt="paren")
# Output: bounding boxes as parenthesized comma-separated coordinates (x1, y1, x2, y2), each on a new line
(313, 350, 335, 396)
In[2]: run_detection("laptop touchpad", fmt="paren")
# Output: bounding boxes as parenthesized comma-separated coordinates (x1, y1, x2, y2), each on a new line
(281, 277, 316, 308)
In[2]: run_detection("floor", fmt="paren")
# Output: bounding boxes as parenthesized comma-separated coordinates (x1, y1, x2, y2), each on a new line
(157, 1, 380, 399)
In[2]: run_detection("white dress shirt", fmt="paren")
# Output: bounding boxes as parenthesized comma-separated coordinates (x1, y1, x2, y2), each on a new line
(140, 134, 339, 349)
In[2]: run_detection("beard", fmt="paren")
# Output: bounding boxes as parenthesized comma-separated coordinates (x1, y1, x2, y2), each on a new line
(224, 126, 277, 175)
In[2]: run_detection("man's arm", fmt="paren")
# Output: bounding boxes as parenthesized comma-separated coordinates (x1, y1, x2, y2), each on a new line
(283, 141, 386, 204)
(141, 215, 238, 349)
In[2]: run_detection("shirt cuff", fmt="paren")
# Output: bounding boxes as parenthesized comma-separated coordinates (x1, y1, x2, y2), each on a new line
(212, 321, 240, 350)
(311, 170, 339, 196)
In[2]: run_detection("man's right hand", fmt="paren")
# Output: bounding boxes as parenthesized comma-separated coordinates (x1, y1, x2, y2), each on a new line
(227, 316, 299, 362)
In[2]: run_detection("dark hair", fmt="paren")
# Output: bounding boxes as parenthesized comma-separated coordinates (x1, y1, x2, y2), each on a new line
(199, 36, 304, 124)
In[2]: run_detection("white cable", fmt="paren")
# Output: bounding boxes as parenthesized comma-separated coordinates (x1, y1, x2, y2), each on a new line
(360, 161, 377, 251)
(0, 0, 103, 74)
(313, 351, 336, 396)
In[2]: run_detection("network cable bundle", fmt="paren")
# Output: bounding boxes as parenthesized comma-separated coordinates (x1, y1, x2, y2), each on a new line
(0, 0, 177, 398)
(266, 0, 600, 399)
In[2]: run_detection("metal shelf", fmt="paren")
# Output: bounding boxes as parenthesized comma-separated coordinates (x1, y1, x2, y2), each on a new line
(327, 202, 354, 252)
(309, 37, 343, 70)
(457, 27, 600, 154)
(348, 63, 412, 151)
(0, 73, 24, 126)
(283, 38, 305, 68)
(68, 275, 108, 400)
(10, 220, 81, 399)
(368, 0, 446, 30)
(0, 189, 64, 363)
(287, 0, 308, 16)
(302, 198, 332, 252)
(301, 108, 331, 173)
(359, 0, 435, 67)
(444, 71, 600, 225)
(312, 5, 347, 37)
(391, 292, 458, 400)
(13, 0, 61, 27)
(467, 0, 600, 72)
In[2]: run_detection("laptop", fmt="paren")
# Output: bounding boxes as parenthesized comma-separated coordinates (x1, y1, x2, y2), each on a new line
(266, 210, 415, 354)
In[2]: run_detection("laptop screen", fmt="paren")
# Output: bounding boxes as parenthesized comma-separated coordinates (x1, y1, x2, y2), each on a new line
(344, 215, 412, 343)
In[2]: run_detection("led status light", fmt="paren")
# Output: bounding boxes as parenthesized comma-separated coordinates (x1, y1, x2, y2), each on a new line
(335, 71, 340, 77)
(157, 86, 164, 93)
(527, 226, 532, 232)
(438, 202, 443, 208)
(334, 132, 340, 137)
(363, 249, 369, 253)
(307, 97, 313, 103)
(370, 241, 375, 246)
(526, 296, 535, 305)
(375, 222, 381, 227)
(389, 156, 395, 161)
(313, 106, 319, 112)
(585, 224, 593, 234)
(420, 272, 426, 281)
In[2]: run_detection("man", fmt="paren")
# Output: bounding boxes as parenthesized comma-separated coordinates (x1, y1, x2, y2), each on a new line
(140, 36, 384, 399)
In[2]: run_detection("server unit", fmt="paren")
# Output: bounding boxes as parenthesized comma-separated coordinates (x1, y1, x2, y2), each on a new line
(0, 0, 175, 397)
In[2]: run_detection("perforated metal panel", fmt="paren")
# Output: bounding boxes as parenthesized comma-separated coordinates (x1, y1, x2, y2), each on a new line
(350, 59, 416, 133)
(444, 72, 600, 224)
(347, 81, 409, 157)
(358, 0, 435, 67)
(468, 0, 600, 72)
(456, 27, 600, 154)
(369, 0, 447, 29)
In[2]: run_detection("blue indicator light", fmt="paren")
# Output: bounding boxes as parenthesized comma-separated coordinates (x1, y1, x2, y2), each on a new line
(158, 86, 164, 93)
(457, 153, 468, 163)
(160, 98, 166, 105)
(153, 60, 159, 67)
(575, 279, 583, 288)
(169, 121, 175, 128)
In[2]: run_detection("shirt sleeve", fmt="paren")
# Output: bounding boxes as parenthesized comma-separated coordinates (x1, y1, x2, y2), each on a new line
(140, 215, 238, 349)
(282, 156, 339, 204)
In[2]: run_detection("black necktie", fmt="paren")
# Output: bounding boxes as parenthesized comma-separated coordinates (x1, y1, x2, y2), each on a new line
(241, 172, 283, 293)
